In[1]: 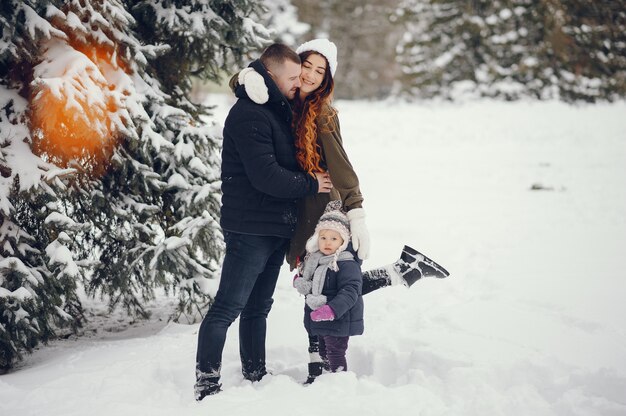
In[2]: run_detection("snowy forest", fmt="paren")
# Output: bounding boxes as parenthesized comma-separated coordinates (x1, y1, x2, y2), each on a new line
(1, 0, 625, 390)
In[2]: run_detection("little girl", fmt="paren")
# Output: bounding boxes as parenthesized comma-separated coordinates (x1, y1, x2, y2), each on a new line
(293, 200, 364, 381)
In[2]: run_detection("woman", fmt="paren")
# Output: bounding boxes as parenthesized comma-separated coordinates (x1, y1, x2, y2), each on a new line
(287, 39, 367, 271)
(236, 39, 449, 383)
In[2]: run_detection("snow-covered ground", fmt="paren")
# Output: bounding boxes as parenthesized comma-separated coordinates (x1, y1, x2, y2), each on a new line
(2, 97, 626, 416)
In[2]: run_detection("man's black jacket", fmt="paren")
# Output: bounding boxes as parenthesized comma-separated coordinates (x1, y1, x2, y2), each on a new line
(220, 60, 318, 238)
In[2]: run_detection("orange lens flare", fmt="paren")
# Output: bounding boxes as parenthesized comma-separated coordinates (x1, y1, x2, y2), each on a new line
(31, 86, 116, 163)
(30, 44, 123, 175)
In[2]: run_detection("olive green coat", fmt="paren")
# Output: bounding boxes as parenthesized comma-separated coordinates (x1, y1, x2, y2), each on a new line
(286, 107, 364, 269)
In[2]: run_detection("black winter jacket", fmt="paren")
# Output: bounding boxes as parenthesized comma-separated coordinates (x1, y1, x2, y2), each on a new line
(304, 247, 364, 338)
(220, 60, 319, 238)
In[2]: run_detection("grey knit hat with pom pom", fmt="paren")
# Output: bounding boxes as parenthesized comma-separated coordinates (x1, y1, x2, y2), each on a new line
(305, 200, 351, 254)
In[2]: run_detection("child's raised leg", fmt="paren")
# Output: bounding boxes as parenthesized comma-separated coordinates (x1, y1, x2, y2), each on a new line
(361, 245, 449, 294)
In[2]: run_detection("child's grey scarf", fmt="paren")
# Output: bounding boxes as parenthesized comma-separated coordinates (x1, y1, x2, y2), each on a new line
(302, 250, 354, 310)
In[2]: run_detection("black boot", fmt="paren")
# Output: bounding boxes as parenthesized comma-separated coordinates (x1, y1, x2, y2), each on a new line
(195, 370, 222, 400)
(242, 367, 267, 382)
(305, 362, 324, 384)
(361, 246, 450, 293)
(399, 245, 450, 286)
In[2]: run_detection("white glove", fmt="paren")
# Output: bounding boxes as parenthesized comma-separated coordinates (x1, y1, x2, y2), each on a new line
(238, 68, 269, 104)
(347, 208, 370, 260)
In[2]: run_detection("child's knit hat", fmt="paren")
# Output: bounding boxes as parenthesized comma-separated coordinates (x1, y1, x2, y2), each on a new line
(305, 200, 351, 254)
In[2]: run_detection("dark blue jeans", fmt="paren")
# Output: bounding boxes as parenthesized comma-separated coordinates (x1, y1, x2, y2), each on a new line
(195, 231, 289, 382)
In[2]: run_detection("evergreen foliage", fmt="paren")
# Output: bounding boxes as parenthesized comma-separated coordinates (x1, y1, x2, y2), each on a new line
(1, 0, 269, 371)
(0, 185, 86, 373)
(1, 0, 88, 374)
(292, 0, 404, 99)
(396, 0, 626, 102)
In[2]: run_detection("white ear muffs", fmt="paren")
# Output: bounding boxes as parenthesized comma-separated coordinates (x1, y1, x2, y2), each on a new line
(238, 68, 269, 104)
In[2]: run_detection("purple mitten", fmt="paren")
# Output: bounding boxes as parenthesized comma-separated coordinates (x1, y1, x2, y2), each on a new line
(310, 305, 335, 322)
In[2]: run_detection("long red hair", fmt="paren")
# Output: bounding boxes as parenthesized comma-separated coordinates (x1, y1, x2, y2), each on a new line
(292, 51, 336, 174)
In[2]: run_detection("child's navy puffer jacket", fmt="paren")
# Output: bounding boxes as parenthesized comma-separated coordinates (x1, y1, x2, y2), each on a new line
(303, 249, 364, 337)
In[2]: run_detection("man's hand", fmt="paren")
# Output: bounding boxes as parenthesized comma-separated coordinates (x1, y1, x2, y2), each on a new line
(315, 172, 333, 193)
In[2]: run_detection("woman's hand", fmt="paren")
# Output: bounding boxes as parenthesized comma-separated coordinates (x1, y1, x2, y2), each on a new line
(315, 172, 333, 193)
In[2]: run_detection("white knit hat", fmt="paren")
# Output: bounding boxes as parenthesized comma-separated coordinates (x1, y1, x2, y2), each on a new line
(295, 38, 338, 78)
(305, 200, 350, 254)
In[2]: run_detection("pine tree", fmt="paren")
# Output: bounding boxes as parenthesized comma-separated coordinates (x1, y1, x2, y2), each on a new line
(260, 0, 309, 45)
(0, 185, 85, 373)
(396, 0, 626, 102)
(1, 0, 270, 371)
(556, 0, 626, 101)
(395, 0, 489, 99)
(474, 1, 552, 100)
(1, 0, 87, 372)
(77, 0, 271, 319)
(291, 0, 404, 99)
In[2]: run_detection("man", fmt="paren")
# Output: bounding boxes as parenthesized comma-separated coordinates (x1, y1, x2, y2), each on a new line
(195, 43, 333, 400)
